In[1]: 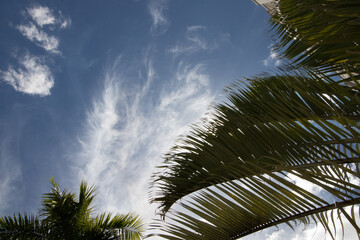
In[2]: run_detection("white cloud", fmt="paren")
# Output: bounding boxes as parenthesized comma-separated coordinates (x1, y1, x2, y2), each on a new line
(17, 22, 60, 53)
(27, 6, 71, 29)
(169, 26, 208, 54)
(8, 5, 71, 96)
(169, 26, 228, 55)
(187, 25, 207, 32)
(265, 229, 286, 240)
(27, 6, 56, 27)
(73, 56, 214, 226)
(0, 54, 54, 96)
(148, 0, 170, 35)
(15, 5, 71, 54)
(242, 205, 360, 240)
(263, 45, 281, 67)
(159, 63, 210, 110)
(287, 173, 323, 196)
(59, 16, 72, 29)
(187, 35, 208, 49)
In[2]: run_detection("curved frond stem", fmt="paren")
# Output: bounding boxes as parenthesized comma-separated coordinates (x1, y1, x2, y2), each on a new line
(230, 198, 360, 239)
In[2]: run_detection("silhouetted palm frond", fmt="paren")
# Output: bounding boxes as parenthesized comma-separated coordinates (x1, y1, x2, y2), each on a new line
(150, 70, 360, 239)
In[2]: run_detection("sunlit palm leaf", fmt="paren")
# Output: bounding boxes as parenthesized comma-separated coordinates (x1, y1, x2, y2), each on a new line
(150, 70, 360, 239)
(270, 0, 360, 79)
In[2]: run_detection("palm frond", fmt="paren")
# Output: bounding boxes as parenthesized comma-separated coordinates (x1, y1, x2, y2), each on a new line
(270, 0, 360, 78)
(86, 212, 144, 240)
(150, 71, 360, 239)
(108, 213, 144, 240)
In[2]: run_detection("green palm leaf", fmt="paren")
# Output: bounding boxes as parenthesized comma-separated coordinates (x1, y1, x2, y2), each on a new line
(150, 70, 360, 239)
(270, 0, 360, 80)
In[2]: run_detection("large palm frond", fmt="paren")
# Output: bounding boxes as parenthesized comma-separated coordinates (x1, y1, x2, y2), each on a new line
(270, 0, 360, 78)
(150, 70, 360, 239)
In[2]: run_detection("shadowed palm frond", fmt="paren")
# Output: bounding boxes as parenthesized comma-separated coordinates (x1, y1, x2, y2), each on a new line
(270, 0, 360, 79)
(150, 70, 360, 239)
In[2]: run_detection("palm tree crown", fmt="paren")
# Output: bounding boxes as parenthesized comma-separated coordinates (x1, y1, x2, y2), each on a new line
(0, 178, 144, 240)
(149, 70, 360, 239)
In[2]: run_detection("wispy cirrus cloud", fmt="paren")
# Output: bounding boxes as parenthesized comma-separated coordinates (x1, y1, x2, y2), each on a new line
(27, 6, 56, 27)
(27, 5, 71, 29)
(187, 25, 206, 32)
(16, 5, 71, 54)
(169, 25, 208, 54)
(73, 55, 214, 224)
(0, 54, 54, 96)
(148, 0, 170, 35)
(159, 63, 210, 110)
(169, 25, 229, 55)
(3, 5, 71, 96)
(59, 15, 71, 29)
(17, 23, 60, 54)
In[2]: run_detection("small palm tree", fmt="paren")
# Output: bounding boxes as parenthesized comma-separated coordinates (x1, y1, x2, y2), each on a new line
(0, 178, 144, 240)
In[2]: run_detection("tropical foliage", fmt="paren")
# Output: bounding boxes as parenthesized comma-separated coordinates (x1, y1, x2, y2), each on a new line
(271, 0, 360, 78)
(149, 71, 360, 239)
(0, 178, 144, 240)
(149, 0, 360, 239)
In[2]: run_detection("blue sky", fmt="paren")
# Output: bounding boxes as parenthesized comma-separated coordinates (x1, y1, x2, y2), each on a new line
(2, 1, 355, 239)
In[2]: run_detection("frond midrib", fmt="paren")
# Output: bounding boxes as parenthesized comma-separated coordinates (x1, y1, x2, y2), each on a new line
(229, 197, 360, 239)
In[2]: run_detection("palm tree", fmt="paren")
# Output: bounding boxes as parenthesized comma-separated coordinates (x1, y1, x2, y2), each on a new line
(0, 178, 144, 240)
(149, 70, 360, 239)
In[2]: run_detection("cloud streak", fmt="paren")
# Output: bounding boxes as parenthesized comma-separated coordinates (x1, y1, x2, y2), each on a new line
(73, 56, 214, 225)
(27, 5, 71, 29)
(4, 5, 72, 96)
(16, 5, 71, 54)
(148, 0, 170, 35)
(17, 23, 60, 54)
(27, 6, 56, 27)
(0, 54, 54, 96)
(169, 25, 229, 55)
